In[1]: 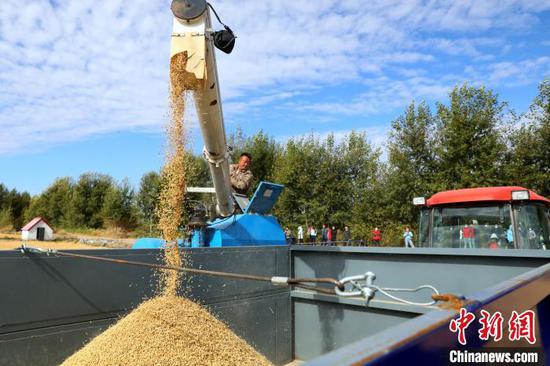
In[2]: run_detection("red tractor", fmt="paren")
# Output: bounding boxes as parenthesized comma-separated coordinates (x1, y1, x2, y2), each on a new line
(413, 187, 550, 250)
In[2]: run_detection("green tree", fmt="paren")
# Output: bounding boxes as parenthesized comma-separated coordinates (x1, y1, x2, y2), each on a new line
(102, 178, 137, 230)
(24, 177, 74, 227)
(506, 79, 550, 196)
(186, 153, 211, 187)
(273, 134, 328, 227)
(435, 84, 507, 189)
(137, 172, 161, 234)
(273, 131, 380, 236)
(342, 132, 383, 241)
(0, 184, 8, 209)
(6, 189, 31, 230)
(0, 184, 11, 229)
(0, 208, 12, 229)
(68, 173, 114, 228)
(385, 101, 436, 225)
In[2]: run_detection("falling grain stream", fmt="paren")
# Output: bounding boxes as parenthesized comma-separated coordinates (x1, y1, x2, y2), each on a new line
(61, 53, 271, 366)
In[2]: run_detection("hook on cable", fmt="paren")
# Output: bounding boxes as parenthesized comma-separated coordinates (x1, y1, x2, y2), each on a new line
(334, 271, 440, 307)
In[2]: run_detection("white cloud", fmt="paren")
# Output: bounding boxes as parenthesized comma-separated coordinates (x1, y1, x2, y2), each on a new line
(422, 37, 503, 57)
(297, 75, 456, 116)
(486, 57, 550, 86)
(0, 0, 549, 154)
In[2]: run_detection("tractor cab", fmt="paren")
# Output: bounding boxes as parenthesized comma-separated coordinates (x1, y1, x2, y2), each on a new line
(413, 187, 550, 250)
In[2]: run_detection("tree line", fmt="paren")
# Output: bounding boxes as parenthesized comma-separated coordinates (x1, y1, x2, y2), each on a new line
(1, 81, 548, 244)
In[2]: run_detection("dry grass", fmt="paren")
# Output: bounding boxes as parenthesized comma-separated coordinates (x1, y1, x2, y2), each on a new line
(56, 227, 139, 239)
(0, 232, 95, 250)
(0, 240, 99, 251)
(0, 231, 134, 250)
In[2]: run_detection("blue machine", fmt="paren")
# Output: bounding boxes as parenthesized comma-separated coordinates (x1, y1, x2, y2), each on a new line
(132, 181, 286, 249)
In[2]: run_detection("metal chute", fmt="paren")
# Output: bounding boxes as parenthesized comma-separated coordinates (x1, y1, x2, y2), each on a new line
(170, 0, 234, 217)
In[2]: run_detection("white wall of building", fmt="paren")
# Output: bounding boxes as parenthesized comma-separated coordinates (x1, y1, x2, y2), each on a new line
(21, 221, 54, 241)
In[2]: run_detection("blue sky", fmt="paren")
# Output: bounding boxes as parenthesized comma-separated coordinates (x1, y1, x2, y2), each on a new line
(1, 0, 549, 195)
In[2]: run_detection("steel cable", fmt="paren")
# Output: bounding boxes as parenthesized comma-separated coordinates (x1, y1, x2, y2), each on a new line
(21, 246, 439, 303)
(20, 246, 342, 291)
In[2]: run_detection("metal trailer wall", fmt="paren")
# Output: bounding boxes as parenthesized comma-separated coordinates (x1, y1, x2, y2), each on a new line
(0, 246, 292, 366)
(291, 246, 550, 361)
(1, 244, 548, 365)
(307, 262, 550, 366)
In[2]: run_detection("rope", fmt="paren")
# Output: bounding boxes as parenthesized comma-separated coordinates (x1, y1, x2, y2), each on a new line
(372, 285, 440, 306)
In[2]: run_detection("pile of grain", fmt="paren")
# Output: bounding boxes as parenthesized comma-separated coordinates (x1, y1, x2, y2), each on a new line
(61, 294, 271, 366)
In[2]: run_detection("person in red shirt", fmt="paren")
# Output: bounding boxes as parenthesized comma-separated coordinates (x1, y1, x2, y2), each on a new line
(487, 233, 499, 249)
(463, 224, 476, 248)
(327, 227, 333, 244)
(372, 227, 381, 246)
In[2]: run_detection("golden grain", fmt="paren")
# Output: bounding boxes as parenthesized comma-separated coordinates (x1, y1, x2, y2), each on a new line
(61, 294, 272, 366)
(157, 52, 193, 294)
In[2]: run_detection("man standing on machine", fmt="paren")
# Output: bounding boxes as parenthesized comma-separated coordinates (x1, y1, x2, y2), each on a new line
(230, 152, 253, 195)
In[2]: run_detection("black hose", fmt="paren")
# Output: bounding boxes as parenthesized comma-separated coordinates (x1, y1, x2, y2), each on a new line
(207, 2, 229, 29)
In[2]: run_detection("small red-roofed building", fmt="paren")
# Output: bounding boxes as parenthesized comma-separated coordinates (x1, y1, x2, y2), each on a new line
(21, 217, 54, 241)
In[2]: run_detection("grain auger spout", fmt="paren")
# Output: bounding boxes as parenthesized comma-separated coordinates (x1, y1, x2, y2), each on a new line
(170, 0, 236, 217)
(134, 0, 286, 248)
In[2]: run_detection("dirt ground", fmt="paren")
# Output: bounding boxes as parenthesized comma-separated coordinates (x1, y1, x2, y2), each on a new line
(0, 232, 135, 251)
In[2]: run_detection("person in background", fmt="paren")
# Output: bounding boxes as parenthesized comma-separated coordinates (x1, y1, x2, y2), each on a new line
(321, 224, 328, 243)
(403, 227, 414, 248)
(297, 225, 304, 244)
(487, 233, 499, 249)
(327, 226, 333, 244)
(284, 227, 292, 245)
(463, 224, 475, 248)
(310, 226, 317, 243)
(332, 226, 338, 244)
(343, 225, 351, 245)
(506, 224, 514, 248)
(372, 227, 381, 246)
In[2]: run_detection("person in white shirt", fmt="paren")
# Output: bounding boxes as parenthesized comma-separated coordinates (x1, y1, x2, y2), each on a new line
(309, 226, 317, 243)
(297, 226, 304, 243)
